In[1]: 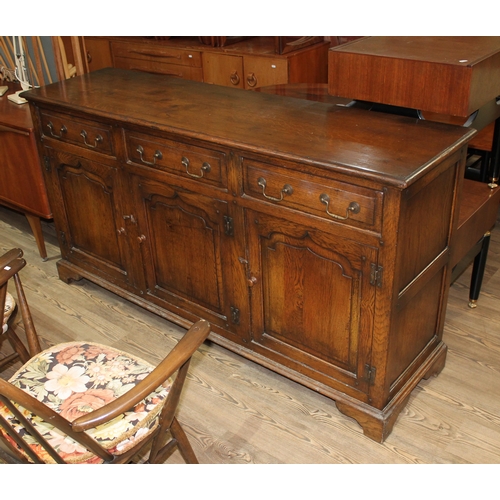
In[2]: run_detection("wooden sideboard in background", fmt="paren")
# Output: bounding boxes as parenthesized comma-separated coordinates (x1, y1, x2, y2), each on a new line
(82, 36, 330, 89)
(0, 83, 51, 260)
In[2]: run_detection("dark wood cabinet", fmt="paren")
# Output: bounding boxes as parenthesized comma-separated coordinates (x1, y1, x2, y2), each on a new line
(25, 69, 475, 442)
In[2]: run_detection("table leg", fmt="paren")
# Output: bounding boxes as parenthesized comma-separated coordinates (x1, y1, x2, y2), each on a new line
(489, 116, 500, 188)
(25, 214, 47, 261)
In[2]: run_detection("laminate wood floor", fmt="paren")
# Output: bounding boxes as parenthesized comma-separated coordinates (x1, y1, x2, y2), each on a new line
(1, 203, 500, 466)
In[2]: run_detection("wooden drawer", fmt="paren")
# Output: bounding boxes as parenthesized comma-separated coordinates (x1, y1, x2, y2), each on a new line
(125, 131, 227, 188)
(114, 57, 203, 81)
(112, 41, 202, 67)
(39, 110, 114, 156)
(243, 158, 382, 231)
(243, 55, 288, 89)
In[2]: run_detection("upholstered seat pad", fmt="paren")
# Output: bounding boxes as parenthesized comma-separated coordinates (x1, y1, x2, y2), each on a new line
(0, 341, 171, 463)
(2, 292, 15, 334)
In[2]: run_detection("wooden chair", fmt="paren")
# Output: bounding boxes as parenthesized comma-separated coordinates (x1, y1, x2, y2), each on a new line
(0, 249, 42, 372)
(0, 248, 210, 463)
(451, 179, 500, 307)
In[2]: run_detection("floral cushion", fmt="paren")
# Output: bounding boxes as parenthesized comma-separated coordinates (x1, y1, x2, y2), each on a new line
(0, 341, 171, 463)
(2, 292, 15, 334)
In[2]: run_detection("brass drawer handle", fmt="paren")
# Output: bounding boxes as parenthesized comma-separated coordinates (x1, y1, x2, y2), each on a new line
(182, 156, 211, 178)
(137, 145, 163, 166)
(80, 129, 103, 149)
(319, 194, 360, 220)
(230, 71, 240, 86)
(46, 121, 67, 138)
(257, 177, 293, 202)
(246, 72, 257, 88)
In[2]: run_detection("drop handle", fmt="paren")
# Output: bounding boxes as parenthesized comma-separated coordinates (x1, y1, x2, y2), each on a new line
(137, 145, 162, 166)
(319, 194, 360, 220)
(257, 177, 293, 202)
(80, 129, 103, 149)
(230, 71, 240, 86)
(182, 156, 211, 178)
(46, 121, 67, 138)
(246, 72, 257, 88)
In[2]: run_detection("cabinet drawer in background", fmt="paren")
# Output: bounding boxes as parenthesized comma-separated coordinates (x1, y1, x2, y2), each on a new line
(243, 158, 383, 232)
(112, 41, 202, 67)
(113, 57, 203, 81)
(125, 131, 228, 188)
(39, 110, 115, 156)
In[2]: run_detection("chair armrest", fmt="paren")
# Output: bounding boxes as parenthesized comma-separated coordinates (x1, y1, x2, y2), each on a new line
(71, 319, 211, 432)
(0, 249, 25, 286)
(0, 378, 74, 436)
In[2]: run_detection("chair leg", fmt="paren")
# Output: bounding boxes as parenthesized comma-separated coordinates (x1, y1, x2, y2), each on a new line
(468, 232, 491, 308)
(170, 417, 199, 464)
(4, 327, 31, 364)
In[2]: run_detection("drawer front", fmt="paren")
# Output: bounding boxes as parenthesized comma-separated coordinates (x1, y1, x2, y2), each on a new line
(243, 55, 288, 89)
(125, 131, 227, 188)
(40, 110, 114, 155)
(112, 41, 202, 67)
(243, 158, 382, 231)
(114, 57, 203, 81)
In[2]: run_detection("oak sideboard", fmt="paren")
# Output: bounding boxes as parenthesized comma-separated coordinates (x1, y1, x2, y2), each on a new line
(23, 68, 475, 442)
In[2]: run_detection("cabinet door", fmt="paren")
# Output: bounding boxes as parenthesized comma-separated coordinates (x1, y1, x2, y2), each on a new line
(44, 148, 137, 289)
(246, 208, 377, 395)
(84, 37, 113, 72)
(243, 55, 288, 89)
(202, 53, 244, 88)
(130, 174, 250, 341)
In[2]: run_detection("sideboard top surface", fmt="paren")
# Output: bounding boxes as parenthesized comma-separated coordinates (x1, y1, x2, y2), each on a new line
(23, 68, 474, 187)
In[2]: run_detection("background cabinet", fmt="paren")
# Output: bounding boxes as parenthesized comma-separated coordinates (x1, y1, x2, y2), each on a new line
(84, 36, 329, 88)
(0, 83, 52, 260)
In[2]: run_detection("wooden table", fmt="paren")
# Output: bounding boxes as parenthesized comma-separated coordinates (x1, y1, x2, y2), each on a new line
(0, 82, 51, 259)
(328, 36, 500, 185)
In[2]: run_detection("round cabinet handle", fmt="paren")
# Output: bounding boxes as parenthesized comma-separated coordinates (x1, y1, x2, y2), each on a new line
(181, 156, 211, 178)
(46, 121, 67, 138)
(136, 145, 163, 166)
(230, 71, 240, 86)
(137, 235, 146, 243)
(246, 72, 257, 88)
(257, 177, 293, 202)
(86, 51, 92, 64)
(319, 193, 361, 220)
(80, 130, 103, 149)
(247, 276, 258, 287)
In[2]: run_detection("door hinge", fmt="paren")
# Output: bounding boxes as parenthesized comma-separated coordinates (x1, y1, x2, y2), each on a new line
(370, 263, 383, 287)
(364, 364, 376, 385)
(224, 215, 234, 236)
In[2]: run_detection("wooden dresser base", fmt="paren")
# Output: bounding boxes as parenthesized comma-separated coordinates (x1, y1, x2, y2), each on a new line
(56, 257, 448, 442)
(25, 69, 474, 443)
